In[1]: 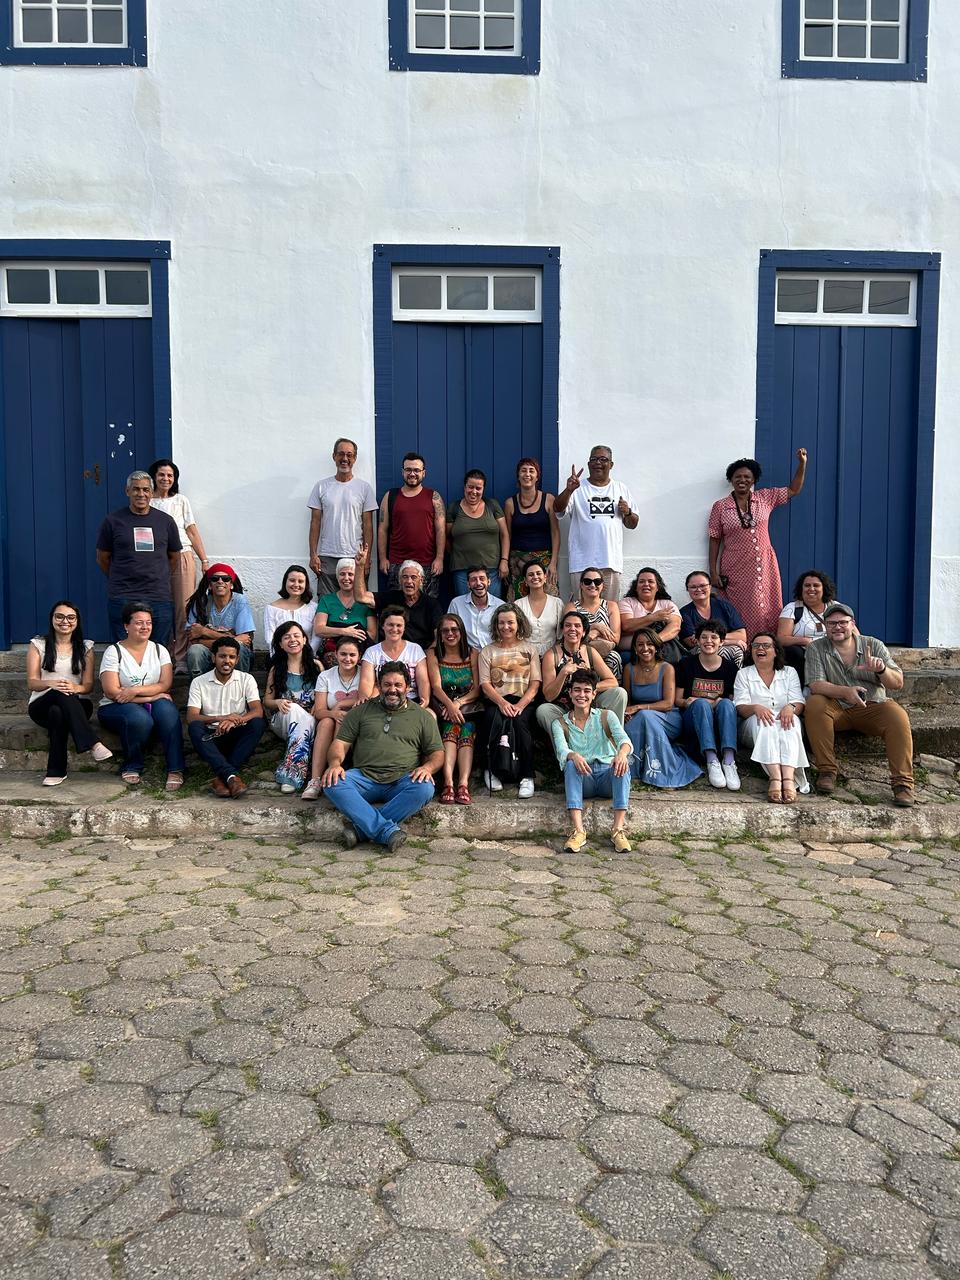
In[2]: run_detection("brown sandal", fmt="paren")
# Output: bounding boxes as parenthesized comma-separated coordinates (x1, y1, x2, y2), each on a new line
(767, 780, 783, 804)
(440, 785, 456, 805)
(781, 780, 797, 804)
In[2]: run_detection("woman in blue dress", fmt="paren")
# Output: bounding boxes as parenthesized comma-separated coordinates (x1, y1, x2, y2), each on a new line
(623, 629, 701, 788)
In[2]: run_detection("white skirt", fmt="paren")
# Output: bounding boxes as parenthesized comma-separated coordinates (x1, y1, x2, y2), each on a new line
(739, 715, 810, 793)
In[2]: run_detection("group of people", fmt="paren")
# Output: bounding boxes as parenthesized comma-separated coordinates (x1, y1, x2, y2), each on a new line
(25, 437, 916, 853)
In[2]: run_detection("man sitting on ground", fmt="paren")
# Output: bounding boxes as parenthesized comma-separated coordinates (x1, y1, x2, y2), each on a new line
(804, 601, 915, 807)
(321, 661, 444, 850)
(186, 636, 265, 798)
(550, 669, 633, 854)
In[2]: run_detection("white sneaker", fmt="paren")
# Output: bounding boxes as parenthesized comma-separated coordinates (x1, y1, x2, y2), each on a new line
(90, 742, 113, 763)
(722, 761, 741, 791)
(518, 777, 535, 798)
(280, 783, 296, 794)
(483, 770, 503, 792)
(707, 760, 726, 789)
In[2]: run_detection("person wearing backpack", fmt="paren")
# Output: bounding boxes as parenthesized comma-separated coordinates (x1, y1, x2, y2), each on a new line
(376, 452, 446, 598)
(550, 668, 633, 853)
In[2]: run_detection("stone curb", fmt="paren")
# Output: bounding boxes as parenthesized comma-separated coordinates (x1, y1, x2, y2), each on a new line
(2, 792, 959, 842)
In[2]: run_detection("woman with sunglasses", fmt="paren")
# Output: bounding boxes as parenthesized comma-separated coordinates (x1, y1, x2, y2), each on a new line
(568, 567, 622, 679)
(302, 634, 364, 801)
(734, 633, 808, 803)
(263, 620, 322, 793)
(427, 613, 482, 805)
(27, 601, 113, 786)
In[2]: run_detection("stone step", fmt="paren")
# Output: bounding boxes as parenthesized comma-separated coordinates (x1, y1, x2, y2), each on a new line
(0, 769, 958, 843)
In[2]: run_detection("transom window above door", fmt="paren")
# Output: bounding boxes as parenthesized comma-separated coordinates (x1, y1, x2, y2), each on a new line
(411, 0, 518, 56)
(392, 267, 542, 322)
(0, 262, 151, 317)
(800, 0, 906, 62)
(16, 0, 126, 47)
(775, 273, 916, 326)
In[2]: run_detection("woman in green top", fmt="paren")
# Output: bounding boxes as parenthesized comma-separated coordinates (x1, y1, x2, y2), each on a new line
(313, 557, 376, 668)
(446, 469, 509, 601)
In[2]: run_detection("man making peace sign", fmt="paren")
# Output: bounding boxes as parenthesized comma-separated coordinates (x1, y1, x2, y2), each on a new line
(553, 446, 638, 600)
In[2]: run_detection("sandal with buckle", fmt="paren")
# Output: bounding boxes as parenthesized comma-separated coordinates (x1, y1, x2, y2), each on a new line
(439, 784, 456, 805)
(121, 771, 141, 786)
(781, 779, 797, 804)
(767, 779, 783, 804)
(455, 784, 472, 805)
(165, 772, 184, 792)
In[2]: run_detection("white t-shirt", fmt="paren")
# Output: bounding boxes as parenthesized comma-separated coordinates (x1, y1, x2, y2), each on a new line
(315, 664, 362, 710)
(187, 669, 261, 717)
(306, 475, 378, 559)
(779, 602, 826, 640)
(98, 641, 171, 706)
(28, 636, 94, 705)
(562, 481, 634, 573)
(150, 494, 196, 542)
(361, 641, 425, 699)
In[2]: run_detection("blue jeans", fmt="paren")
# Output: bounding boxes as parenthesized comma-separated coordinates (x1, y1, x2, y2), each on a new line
(98, 698, 185, 774)
(108, 599, 175, 651)
(563, 759, 631, 812)
(452, 568, 502, 602)
(324, 769, 435, 846)
(188, 718, 265, 783)
(682, 698, 737, 758)
(187, 643, 253, 677)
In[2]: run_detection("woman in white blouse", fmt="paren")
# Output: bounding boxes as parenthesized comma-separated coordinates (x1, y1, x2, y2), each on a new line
(97, 602, 185, 790)
(514, 559, 565, 656)
(262, 565, 319, 653)
(733, 632, 808, 803)
(149, 459, 210, 673)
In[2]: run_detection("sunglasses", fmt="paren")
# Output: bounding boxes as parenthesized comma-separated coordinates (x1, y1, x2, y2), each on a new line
(581, 577, 603, 587)
(209, 574, 232, 583)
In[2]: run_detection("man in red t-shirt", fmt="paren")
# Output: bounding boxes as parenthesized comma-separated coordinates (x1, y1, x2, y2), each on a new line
(377, 452, 446, 598)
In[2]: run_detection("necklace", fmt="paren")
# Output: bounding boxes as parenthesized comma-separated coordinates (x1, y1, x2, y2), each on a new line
(517, 488, 540, 512)
(734, 493, 755, 529)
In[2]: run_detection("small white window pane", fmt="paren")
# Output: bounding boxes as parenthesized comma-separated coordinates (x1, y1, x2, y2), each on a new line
(399, 275, 442, 310)
(493, 276, 536, 310)
(57, 8, 87, 42)
(414, 15, 445, 47)
(447, 276, 488, 309)
(92, 9, 123, 42)
(21, 9, 53, 41)
(869, 280, 910, 315)
(484, 17, 514, 48)
(803, 24, 834, 56)
(805, 0, 834, 17)
(837, 25, 867, 56)
(55, 269, 99, 305)
(450, 15, 480, 47)
(872, 0, 900, 18)
(486, 0, 515, 11)
(450, 0, 479, 10)
(777, 279, 818, 313)
(870, 25, 900, 57)
(838, 0, 866, 17)
(6, 269, 50, 304)
(823, 280, 864, 314)
(105, 270, 149, 306)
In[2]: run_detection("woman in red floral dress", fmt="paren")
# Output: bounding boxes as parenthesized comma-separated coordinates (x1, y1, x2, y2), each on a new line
(708, 449, 808, 638)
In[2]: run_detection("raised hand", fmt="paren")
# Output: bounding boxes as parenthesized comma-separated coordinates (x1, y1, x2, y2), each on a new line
(565, 466, 583, 493)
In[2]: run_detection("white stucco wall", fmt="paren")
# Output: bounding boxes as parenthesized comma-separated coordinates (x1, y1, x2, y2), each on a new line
(2, 2, 958, 640)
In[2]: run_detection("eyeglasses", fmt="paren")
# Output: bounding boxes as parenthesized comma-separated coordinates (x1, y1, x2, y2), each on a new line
(581, 577, 603, 587)
(209, 574, 231, 583)
(752, 643, 772, 650)
(53, 613, 77, 622)
(589, 455, 612, 464)
(826, 619, 851, 627)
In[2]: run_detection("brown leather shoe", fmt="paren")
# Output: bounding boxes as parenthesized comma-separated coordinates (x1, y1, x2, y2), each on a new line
(815, 772, 837, 794)
(893, 785, 915, 808)
(210, 777, 230, 798)
(227, 775, 247, 799)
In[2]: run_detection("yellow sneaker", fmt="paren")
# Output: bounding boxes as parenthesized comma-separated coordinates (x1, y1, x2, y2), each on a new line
(611, 830, 632, 853)
(564, 830, 588, 852)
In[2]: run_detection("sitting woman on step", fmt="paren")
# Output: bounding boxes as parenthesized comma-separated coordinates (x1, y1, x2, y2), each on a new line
(263, 620, 322, 794)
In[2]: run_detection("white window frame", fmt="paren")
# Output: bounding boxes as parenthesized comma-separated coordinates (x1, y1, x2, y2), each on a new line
(0, 262, 152, 318)
(392, 266, 541, 323)
(15, 0, 128, 49)
(799, 0, 907, 65)
(408, 0, 521, 59)
(775, 272, 917, 327)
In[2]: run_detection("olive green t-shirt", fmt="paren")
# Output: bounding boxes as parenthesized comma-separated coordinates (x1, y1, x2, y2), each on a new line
(336, 698, 443, 783)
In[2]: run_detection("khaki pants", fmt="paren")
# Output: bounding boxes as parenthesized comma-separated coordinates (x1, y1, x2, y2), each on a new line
(805, 694, 913, 789)
(169, 550, 197, 667)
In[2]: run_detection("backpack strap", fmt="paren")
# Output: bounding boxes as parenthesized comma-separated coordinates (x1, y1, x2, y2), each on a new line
(794, 605, 805, 624)
(600, 709, 618, 751)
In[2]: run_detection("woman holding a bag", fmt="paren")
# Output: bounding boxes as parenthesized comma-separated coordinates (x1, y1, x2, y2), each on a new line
(479, 604, 541, 797)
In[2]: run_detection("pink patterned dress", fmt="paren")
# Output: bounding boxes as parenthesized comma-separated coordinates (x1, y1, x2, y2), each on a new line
(708, 487, 790, 638)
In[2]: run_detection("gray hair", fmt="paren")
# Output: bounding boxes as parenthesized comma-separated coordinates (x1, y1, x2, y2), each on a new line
(335, 557, 357, 576)
(398, 560, 425, 580)
(125, 470, 153, 491)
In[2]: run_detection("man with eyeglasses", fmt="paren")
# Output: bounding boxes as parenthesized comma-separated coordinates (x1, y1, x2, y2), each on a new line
(804, 601, 915, 807)
(96, 470, 182, 647)
(307, 438, 378, 594)
(321, 661, 444, 851)
(553, 446, 638, 601)
(377, 452, 446, 598)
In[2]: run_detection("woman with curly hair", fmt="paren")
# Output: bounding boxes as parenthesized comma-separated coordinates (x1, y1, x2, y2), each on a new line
(263, 621, 322, 793)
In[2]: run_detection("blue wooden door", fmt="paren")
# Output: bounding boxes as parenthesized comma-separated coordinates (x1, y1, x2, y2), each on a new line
(388, 322, 545, 502)
(761, 324, 919, 643)
(1, 317, 157, 642)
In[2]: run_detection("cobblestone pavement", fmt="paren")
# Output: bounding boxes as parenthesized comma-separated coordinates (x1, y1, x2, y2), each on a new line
(0, 829, 959, 1279)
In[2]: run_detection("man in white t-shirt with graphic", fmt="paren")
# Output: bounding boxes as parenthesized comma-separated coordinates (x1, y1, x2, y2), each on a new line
(554, 445, 638, 600)
(307, 438, 378, 594)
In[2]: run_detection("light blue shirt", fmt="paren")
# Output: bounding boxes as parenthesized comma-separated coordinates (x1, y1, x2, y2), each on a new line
(551, 707, 631, 767)
(186, 594, 255, 638)
(449, 592, 505, 651)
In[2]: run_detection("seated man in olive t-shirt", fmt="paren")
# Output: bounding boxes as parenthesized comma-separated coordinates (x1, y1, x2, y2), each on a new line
(321, 661, 444, 851)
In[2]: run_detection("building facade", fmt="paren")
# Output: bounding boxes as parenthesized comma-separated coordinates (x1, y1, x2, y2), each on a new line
(0, 1, 956, 645)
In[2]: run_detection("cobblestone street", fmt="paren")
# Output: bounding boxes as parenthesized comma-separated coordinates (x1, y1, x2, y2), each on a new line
(0, 828, 959, 1279)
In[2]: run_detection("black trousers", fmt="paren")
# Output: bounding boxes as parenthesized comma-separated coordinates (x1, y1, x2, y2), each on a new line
(28, 691, 97, 777)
